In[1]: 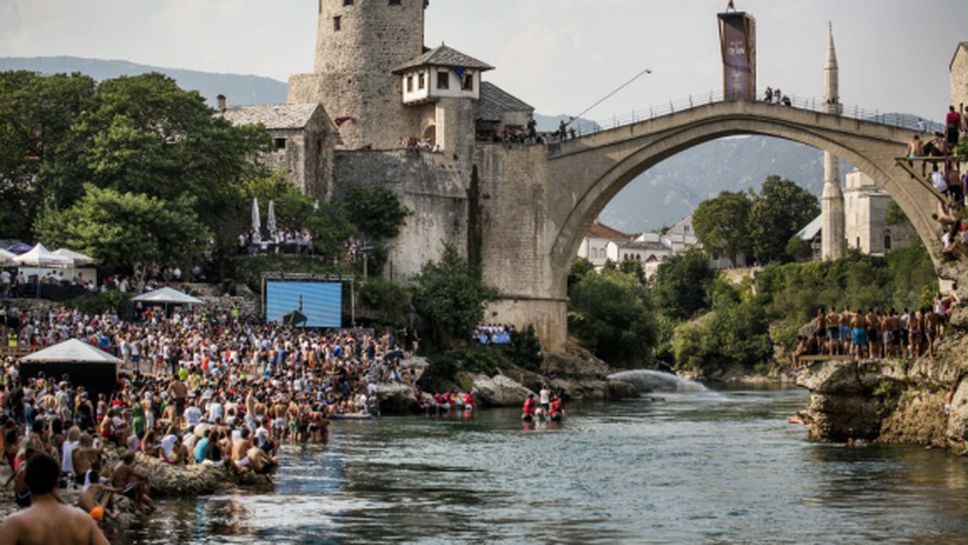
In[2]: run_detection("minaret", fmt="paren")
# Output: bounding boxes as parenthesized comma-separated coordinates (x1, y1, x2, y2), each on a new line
(820, 22, 844, 261)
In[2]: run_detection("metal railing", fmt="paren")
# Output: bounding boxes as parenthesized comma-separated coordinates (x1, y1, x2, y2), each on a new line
(569, 90, 938, 138)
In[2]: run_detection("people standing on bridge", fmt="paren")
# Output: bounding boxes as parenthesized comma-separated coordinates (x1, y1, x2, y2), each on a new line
(916, 118, 927, 133)
(945, 106, 961, 148)
(764, 87, 773, 102)
(930, 163, 948, 196)
(906, 134, 922, 165)
(558, 120, 568, 142)
(527, 117, 537, 142)
(773, 88, 782, 104)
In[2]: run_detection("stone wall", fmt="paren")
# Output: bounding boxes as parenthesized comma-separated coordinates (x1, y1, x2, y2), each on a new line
(289, 0, 426, 150)
(474, 143, 567, 350)
(951, 44, 967, 113)
(333, 149, 468, 283)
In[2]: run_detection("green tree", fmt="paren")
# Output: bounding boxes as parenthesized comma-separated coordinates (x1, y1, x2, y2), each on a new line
(747, 175, 819, 263)
(342, 184, 411, 240)
(568, 258, 596, 289)
(0, 71, 97, 238)
(79, 73, 269, 221)
(568, 269, 657, 365)
(619, 259, 646, 284)
(35, 185, 210, 286)
(692, 191, 752, 262)
(412, 246, 497, 348)
(652, 249, 715, 321)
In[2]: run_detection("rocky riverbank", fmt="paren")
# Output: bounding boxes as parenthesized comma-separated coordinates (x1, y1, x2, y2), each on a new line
(375, 340, 637, 412)
(796, 330, 967, 451)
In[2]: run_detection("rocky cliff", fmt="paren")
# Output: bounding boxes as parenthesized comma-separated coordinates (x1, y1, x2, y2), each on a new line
(796, 298, 968, 451)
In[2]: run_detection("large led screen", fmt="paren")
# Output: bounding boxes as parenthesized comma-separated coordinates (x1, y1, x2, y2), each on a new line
(265, 281, 341, 328)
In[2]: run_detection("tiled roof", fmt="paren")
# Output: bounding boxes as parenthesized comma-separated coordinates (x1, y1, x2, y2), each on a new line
(585, 222, 630, 240)
(218, 103, 322, 130)
(478, 82, 534, 122)
(393, 44, 494, 73)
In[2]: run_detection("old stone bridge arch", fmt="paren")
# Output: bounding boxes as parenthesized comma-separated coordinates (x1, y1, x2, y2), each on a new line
(476, 100, 939, 351)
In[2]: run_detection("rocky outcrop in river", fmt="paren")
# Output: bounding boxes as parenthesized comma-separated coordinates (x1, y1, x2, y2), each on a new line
(796, 335, 967, 450)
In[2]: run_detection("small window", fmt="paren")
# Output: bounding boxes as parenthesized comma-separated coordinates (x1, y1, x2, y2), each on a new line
(884, 235, 892, 251)
(389, 0, 402, 4)
(461, 73, 474, 91)
(274, 138, 287, 151)
(437, 71, 450, 90)
(418, 73, 425, 89)
(343, 0, 353, 5)
(406, 75, 414, 92)
(333, 16, 341, 31)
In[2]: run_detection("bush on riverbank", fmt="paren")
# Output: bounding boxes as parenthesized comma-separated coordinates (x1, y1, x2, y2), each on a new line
(568, 268, 657, 367)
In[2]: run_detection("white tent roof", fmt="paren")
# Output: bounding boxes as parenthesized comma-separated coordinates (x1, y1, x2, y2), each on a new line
(132, 287, 203, 305)
(20, 339, 121, 364)
(0, 249, 16, 266)
(53, 248, 95, 266)
(15, 243, 74, 267)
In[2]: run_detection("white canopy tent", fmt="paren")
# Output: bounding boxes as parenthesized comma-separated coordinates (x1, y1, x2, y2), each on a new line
(132, 287, 203, 305)
(20, 339, 122, 364)
(0, 249, 16, 266)
(14, 243, 74, 267)
(53, 248, 95, 266)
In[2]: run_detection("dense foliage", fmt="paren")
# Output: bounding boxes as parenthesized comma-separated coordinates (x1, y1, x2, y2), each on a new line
(36, 185, 210, 282)
(412, 246, 497, 348)
(342, 184, 411, 240)
(0, 71, 269, 242)
(651, 249, 716, 321)
(568, 269, 657, 365)
(747, 176, 819, 263)
(691, 190, 751, 263)
(692, 176, 819, 264)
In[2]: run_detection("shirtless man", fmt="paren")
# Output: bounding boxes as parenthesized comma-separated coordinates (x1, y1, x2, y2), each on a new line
(71, 434, 101, 487)
(824, 308, 840, 355)
(865, 309, 879, 359)
(0, 453, 109, 545)
(924, 307, 942, 358)
(77, 469, 118, 521)
(168, 378, 188, 425)
(849, 310, 868, 361)
(230, 429, 253, 472)
(110, 451, 154, 513)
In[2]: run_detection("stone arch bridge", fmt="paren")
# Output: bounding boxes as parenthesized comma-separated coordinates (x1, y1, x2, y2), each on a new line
(474, 99, 939, 351)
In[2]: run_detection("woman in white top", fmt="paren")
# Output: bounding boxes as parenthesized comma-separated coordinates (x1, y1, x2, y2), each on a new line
(61, 426, 82, 476)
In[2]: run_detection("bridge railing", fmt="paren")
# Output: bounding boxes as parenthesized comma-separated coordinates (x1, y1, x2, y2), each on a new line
(572, 90, 937, 138)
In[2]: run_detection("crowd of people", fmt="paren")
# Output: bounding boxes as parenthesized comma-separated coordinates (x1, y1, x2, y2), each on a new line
(238, 228, 314, 256)
(762, 86, 793, 106)
(791, 291, 959, 367)
(473, 324, 515, 345)
(907, 105, 967, 258)
(0, 302, 429, 530)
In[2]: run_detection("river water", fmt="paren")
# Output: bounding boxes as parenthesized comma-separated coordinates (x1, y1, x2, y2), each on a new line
(116, 386, 967, 544)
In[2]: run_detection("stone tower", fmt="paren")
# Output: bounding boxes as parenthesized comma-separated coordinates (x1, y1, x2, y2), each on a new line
(288, 0, 427, 150)
(820, 22, 845, 261)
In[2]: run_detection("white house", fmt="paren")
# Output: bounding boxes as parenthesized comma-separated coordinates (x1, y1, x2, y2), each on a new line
(576, 221, 631, 269)
(605, 239, 674, 279)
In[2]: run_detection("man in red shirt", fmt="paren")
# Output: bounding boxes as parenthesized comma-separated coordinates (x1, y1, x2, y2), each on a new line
(522, 394, 536, 419)
(945, 106, 961, 147)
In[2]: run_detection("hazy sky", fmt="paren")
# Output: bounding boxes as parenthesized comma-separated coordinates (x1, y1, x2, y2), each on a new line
(0, 0, 964, 121)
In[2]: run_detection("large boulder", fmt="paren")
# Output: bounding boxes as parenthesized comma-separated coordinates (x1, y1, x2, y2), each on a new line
(472, 374, 534, 407)
(375, 383, 418, 414)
